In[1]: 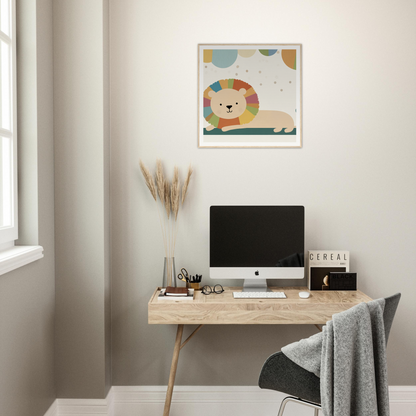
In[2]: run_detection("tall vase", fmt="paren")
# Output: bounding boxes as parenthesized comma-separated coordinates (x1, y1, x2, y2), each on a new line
(162, 257, 176, 288)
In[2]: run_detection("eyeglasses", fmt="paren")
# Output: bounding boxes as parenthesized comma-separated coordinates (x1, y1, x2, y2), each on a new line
(201, 284, 224, 295)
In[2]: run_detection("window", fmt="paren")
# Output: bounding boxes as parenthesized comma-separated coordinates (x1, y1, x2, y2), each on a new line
(0, 0, 17, 247)
(0, 0, 42, 275)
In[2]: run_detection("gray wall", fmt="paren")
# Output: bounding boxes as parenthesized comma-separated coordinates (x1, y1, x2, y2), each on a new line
(0, 0, 56, 415)
(54, 0, 111, 399)
(110, 0, 416, 386)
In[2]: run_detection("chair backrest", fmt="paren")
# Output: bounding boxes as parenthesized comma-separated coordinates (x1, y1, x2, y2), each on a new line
(383, 293, 401, 345)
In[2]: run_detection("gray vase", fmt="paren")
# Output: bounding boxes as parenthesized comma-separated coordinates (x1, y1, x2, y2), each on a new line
(162, 257, 176, 288)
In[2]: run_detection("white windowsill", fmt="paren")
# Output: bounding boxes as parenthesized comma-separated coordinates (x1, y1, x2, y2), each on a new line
(0, 245, 44, 276)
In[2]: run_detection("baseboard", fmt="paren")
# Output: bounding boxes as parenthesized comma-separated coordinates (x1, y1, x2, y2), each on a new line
(112, 386, 288, 416)
(44, 385, 416, 416)
(389, 386, 416, 416)
(44, 389, 114, 416)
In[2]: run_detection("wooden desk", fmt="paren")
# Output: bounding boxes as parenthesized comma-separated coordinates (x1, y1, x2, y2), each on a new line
(148, 286, 372, 416)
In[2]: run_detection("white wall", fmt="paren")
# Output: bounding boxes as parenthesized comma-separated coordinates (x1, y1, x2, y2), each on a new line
(110, 0, 416, 386)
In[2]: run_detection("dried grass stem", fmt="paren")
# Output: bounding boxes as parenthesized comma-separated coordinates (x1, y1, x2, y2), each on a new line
(139, 159, 193, 284)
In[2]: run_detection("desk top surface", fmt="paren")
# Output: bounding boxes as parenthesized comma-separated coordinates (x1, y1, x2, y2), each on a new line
(148, 286, 372, 325)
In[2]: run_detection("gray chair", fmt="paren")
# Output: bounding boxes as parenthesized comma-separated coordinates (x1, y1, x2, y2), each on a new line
(258, 293, 401, 416)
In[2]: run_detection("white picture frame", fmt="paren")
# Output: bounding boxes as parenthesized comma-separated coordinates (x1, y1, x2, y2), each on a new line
(198, 44, 302, 148)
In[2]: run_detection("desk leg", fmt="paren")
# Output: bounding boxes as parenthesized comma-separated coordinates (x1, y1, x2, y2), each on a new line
(163, 324, 184, 416)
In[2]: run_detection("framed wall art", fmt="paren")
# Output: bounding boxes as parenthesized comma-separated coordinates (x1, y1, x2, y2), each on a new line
(198, 44, 302, 148)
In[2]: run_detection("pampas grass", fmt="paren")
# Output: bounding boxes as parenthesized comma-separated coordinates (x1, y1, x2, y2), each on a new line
(182, 164, 193, 205)
(156, 159, 165, 203)
(163, 180, 170, 219)
(139, 160, 157, 201)
(139, 159, 193, 286)
(171, 167, 180, 221)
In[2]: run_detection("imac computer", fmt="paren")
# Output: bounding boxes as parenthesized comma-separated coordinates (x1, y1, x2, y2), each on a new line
(209, 205, 305, 292)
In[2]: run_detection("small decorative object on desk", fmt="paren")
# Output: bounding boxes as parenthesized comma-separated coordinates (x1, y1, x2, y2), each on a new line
(165, 286, 188, 296)
(202, 284, 224, 295)
(163, 257, 176, 288)
(328, 272, 357, 290)
(157, 287, 195, 301)
(139, 159, 193, 288)
(308, 250, 349, 291)
(178, 268, 202, 290)
(187, 274, 202, 290)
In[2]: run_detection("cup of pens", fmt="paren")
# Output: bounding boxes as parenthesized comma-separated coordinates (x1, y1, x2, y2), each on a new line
(177, 268, 202, 290)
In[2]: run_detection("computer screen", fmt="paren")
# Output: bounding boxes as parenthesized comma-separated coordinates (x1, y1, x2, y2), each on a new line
(209, 205, 305, 289)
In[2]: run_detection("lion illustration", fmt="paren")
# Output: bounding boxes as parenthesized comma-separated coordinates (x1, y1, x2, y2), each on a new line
(203, 79, 295, 133)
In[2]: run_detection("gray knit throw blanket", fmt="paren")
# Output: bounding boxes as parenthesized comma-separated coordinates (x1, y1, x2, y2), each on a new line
(282, 299, 390, 416)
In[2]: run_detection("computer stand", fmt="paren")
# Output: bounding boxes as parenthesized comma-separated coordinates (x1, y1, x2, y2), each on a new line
(242, 279, 270, 292)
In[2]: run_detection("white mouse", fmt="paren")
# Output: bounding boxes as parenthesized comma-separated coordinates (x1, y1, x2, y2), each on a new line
(299, 291, 311, 299)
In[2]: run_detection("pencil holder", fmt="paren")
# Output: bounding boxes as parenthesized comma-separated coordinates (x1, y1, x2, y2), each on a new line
(187, 282, 201, 290)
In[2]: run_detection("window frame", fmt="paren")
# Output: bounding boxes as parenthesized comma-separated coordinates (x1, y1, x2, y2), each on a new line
(0, 0, 18, 246)
(0, 0, 43, 275)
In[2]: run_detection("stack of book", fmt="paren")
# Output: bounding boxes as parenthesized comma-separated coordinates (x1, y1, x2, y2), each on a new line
(157, 286, 195, 301)
(308, 250, 350, 290)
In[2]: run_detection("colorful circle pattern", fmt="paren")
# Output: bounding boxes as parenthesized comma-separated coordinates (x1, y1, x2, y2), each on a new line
(259, 49, 277, 57)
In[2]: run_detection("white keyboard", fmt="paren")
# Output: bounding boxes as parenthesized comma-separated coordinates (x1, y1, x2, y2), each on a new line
(233, 291, 286, 299)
